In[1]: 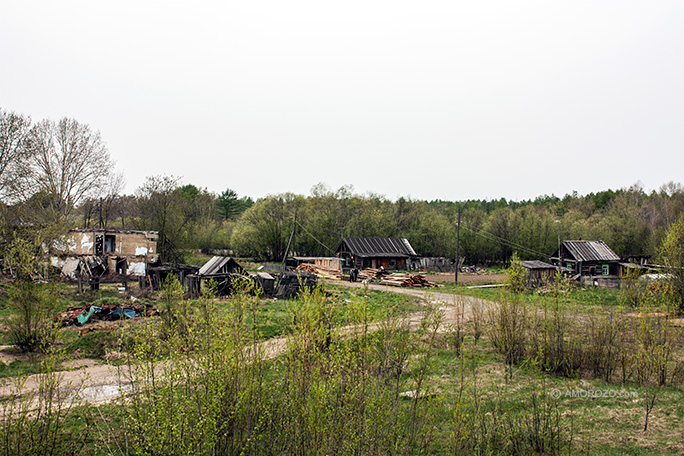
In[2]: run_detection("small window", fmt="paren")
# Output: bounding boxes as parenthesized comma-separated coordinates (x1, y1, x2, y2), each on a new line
(602, 264, 610, 275)
(104, 235, 116, 253)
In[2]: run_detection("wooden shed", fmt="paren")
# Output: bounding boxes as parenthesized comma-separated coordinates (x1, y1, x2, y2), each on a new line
(522, 260, 557, 288)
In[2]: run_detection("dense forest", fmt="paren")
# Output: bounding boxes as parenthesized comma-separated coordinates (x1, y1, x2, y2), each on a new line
(10, 178, 681, 266)
(2, 108, 683, 266)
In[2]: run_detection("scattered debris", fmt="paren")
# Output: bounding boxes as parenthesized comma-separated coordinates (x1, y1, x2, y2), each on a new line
(275, 271, 318, 298)
(55, 302, 158, 327)
(398, 390, 435, 399)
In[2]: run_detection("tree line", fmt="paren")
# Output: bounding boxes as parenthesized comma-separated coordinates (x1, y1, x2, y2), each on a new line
(228, 182, 684, 264)
(2, 106, 683, 267)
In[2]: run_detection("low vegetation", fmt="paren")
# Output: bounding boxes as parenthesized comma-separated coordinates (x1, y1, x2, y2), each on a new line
(1, 272, 684, 455)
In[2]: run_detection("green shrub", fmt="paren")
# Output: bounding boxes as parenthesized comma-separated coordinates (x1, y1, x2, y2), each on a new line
(7, 282, 58, 352)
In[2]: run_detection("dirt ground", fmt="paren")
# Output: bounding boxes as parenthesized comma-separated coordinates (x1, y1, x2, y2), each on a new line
(429, 272, 507, 284)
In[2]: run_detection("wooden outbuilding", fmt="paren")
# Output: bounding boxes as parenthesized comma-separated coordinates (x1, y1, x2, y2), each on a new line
(522, 260, 557, 287)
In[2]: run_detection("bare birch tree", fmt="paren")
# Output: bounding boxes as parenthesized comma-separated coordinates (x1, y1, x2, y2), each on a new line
(26, 117, 113, 217)
(0, 108, 32, 203)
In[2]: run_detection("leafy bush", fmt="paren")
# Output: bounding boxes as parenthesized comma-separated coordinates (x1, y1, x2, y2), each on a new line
(7, 283, 58, 352)
(506, 252, 527, 293)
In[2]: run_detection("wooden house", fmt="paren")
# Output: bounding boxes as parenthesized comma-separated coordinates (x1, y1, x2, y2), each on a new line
(335, 237, 418, 271)
(549, 240, 621, 288)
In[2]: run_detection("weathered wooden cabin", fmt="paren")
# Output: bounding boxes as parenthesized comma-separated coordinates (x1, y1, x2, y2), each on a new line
(549, 240, 621, 288)
(335, 237, 418, 271)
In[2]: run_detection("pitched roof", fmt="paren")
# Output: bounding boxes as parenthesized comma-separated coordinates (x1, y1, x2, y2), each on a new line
(559, 240, 620, 262)
(199, 256, 244, 275)
(522, 260, 556, 270)
(338, 238, 417, 258)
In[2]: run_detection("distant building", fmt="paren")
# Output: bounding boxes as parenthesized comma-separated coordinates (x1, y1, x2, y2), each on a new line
(335, 237, 418, 270)
(549, 240, 621, 288)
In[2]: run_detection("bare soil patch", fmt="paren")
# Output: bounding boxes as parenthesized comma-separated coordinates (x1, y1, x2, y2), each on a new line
(429, 272, 506, 284)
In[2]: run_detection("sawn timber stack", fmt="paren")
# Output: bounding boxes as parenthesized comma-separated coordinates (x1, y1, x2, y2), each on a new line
(378, 273, 437, 288)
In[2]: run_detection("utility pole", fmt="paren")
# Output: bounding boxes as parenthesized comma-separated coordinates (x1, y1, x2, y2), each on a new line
(281, 207, 297, 266)
(455, 204, 462, 284)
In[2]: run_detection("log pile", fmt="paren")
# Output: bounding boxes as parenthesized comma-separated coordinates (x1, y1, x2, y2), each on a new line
(378, 273, 437, 288)
(295, 263, 343, 280)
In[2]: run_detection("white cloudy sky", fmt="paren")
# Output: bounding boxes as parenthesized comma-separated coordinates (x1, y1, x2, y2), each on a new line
(1, 1, 682, 202)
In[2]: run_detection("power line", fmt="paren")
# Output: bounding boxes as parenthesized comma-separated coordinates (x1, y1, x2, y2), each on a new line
(295, 220, 335, 255)
(459, 223, 549, 260)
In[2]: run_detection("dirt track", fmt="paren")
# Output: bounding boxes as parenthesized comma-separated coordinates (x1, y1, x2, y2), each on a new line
(0, 281, 489, 407)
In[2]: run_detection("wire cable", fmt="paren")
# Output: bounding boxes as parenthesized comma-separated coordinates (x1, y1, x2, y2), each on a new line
(295, 220, 335, 254)
(460, 223, 550, 260)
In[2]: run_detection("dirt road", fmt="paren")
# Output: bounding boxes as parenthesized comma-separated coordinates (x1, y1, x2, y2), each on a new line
(0, 282, 488, 407)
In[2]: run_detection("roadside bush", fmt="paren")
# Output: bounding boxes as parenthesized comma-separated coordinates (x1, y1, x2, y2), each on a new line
(487, 293, 528, 379)
(585, 309, 628, 382)
(0, 354, 83, 456)
(7, 282, 58, 352)
(506, 252, 527, 294)
(528, 291, 583, 378)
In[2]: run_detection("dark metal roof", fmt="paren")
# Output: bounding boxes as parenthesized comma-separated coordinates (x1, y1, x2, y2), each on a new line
(559, 240, 620, 262)
(338, 238, 417, 257)
(522, 260, 556, 270)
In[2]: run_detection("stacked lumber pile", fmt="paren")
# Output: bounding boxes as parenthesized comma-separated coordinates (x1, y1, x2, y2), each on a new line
(358, 268, 388, 280)
(378, 273, 437, 288)
(295, 263, 343, 280)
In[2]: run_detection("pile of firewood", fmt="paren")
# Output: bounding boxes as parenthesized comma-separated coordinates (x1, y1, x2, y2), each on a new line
(295, 263, 343, 280)
(378, 273, 437, 288)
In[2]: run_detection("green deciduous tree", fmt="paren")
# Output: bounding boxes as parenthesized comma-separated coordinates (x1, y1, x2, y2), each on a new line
(231, 193, 302, 261)
(134, 175, 187, 262)
(658, 216, 684, 313)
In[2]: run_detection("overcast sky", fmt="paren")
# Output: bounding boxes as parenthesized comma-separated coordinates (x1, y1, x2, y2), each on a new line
(2, 1, 682, 202)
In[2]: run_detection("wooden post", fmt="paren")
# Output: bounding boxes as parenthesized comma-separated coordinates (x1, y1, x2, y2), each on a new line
(281, 207, 297, 266)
